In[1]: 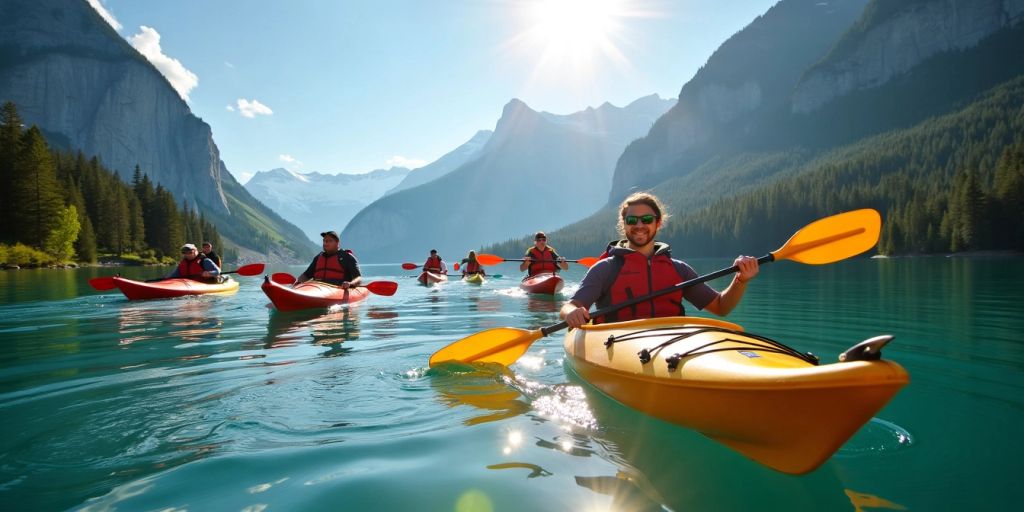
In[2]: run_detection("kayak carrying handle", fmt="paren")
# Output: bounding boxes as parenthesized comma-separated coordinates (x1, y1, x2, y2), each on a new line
(839, 335, 894, 362)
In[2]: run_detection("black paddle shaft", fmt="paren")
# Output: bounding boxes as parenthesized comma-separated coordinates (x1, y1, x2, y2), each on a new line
(538, 253, 775, 337)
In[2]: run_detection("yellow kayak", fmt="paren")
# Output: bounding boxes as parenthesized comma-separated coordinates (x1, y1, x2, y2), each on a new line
(463, 273, 485, 285)
(564, 316, 909, 474)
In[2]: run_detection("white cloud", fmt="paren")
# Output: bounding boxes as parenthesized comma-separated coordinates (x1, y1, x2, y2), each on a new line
(87, 0, 122, 31)
(386, 155, 428, 169)
(278, 154, 303, 170)
(128, 26, 198, 101)
(225, 61, 235, 69)
(236, 98, 274, 118)
(225, 105, 235, 112)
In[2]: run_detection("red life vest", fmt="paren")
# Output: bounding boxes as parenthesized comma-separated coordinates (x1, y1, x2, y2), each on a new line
(313, 252, 347, 282)
(527, 247, 559, 275)
(595, 243, 687, 324)
(424, 255, 443, 272)
(463, 260, 482, 274)
(177, 254, 208, 280)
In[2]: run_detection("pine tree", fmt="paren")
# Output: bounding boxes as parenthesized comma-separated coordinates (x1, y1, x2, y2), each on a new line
(12, 127, 64, 248)
(0, 102, 25, 242)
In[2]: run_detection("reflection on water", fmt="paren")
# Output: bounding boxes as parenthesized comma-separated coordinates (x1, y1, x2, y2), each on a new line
(574, 471, 668, 512)
(428, 362, 530, 426)
(264, 306, 362, 353)
(119, 298, 223, 345)
(486, 462, 552, 478)
(845, 489, 907, 512)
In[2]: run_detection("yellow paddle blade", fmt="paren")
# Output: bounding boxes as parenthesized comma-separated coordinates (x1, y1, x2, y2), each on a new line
(429, 327, 542, 367)
(772, 209, 881, 264)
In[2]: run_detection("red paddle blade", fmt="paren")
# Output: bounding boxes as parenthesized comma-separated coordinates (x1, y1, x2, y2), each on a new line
(575, 257, 599, 267)
(88, 277, 117, 290)
(365, 280, 398, 296)
(401, 262, 419, 270)
(454, 263, 460, 271)
(236, 263, 265, 276)
(271, 273, 297, 285)
(476, 254, 505, 266)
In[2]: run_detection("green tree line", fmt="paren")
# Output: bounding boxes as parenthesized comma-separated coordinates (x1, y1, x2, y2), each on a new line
(0, 101, 224, 265)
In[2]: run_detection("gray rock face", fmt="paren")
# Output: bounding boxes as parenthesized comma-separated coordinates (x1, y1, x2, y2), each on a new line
(386, 130, 492, 195)
(609, 0, 870, 200)
(0, 0, 229, 213)
(792, 0, 1024, 113)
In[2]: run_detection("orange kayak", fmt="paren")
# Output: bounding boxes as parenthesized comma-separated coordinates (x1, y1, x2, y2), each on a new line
(261, 276, 371, 311)
(565, 316, 909, 474)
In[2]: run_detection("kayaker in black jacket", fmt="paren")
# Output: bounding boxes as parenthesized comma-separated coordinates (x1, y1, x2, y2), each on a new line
(201, 242, 222, 268)
(560, 192, 759, 328)
(297, 231, 362, 288)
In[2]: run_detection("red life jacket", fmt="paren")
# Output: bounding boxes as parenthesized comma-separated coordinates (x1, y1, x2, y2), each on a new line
(463, 260, 482, 274)
(527, 247, 559, 275)
(424, 255, 443, 272)
(594, 242, 687, 324)
(313, 252, 347, 282)
(177, 254, 208, 280)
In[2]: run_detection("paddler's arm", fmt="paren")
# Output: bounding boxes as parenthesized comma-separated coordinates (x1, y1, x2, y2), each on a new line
(200, 258, 220, 278)
(703, 256, 758, 316)
(341, 253, 362, 289)
(295, 258, 318, 285)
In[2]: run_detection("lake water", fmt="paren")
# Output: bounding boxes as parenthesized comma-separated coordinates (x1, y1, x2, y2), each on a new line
(0, 257, 1021, 511)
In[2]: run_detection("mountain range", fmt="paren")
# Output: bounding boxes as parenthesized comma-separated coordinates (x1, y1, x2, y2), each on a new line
(339, 94, 676, 261)
(245, 166, 410, 244)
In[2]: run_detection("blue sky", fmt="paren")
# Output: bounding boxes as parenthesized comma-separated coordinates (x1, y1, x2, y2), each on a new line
(91, 0, 778, 182)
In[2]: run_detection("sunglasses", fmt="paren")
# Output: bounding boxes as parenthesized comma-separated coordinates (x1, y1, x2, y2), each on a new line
(624, 214, 658, 225)
(535, 237, 546, 241)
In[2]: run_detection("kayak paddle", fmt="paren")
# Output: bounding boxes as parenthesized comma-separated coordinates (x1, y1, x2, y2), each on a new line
(477, 254, 599, 267)
(88, 262, 265, 291)
(271, 272, 399, 296)
(429, 208, 882, 367)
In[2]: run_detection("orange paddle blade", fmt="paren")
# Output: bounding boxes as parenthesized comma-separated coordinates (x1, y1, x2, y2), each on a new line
(235, 263, 265, 276)
(271, 273, 296, 285)
(401, 262, 419, 270)
(575, 257, 600, 267)
(476, 254, 506, 266)
(88, 277, 117, 290)
(772, 209, 881, 264)
(429, 327, 542, 367)
(365, 280, 398, 296)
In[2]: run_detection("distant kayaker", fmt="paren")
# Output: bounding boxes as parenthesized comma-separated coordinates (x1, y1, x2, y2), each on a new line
(168, 243, 221, 281)
(460, 250, 486, 277)
(520, 231, 568, 276)
(296, 231, 362, 288)
(560, 192, 759, 328)
(423, 249, 448, 274)
(201, 241, 222, 268)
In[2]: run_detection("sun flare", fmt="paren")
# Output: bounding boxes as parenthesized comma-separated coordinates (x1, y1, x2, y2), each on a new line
(512, 0, 648, 77)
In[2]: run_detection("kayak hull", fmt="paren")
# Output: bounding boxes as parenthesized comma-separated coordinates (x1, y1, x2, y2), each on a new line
(418, 271, 449, 285)
(261, 277, 371, 311)
(112, 276, 239, 300)
(520, 273, 563, 294)
(564, 316, 909, 474)
(463, 273, 485, 285)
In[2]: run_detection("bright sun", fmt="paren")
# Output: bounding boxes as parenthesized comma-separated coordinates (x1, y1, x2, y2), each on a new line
(516, 0, 640, 75)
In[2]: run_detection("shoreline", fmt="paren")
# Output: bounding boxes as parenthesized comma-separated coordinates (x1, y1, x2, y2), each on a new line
(871, 250, 1023, 259)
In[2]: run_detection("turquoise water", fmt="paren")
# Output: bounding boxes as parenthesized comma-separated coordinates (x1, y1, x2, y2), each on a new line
(0, 257, 1021, 511)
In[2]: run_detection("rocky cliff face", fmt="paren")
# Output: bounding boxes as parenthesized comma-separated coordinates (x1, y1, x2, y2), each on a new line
(0, 0, 227, 211)
(0, 0, 315, 260)
(792, 0, 1024, 113)
(609, 0, 869, 200)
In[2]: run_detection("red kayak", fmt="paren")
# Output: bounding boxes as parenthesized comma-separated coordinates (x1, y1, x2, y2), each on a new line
(261, 276, 371, 311)
(111, 276, 239, 300)
(520, 272, 563, 294)
(418, 271, 449, 285)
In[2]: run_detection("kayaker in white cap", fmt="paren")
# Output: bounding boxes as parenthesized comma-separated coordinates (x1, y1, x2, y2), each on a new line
(167, 243, 221, 281)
